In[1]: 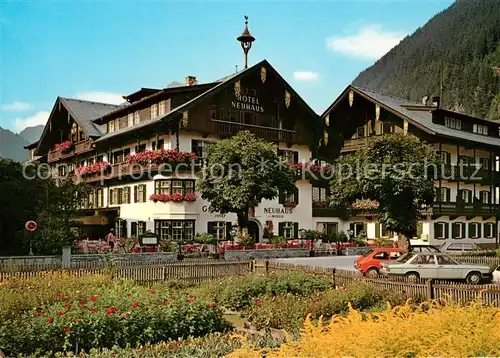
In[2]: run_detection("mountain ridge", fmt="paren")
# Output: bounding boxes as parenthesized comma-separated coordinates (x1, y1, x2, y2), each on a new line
(0, 125, 44, 162)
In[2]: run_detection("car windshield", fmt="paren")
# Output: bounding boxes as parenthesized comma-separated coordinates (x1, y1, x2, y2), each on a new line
(396, 252, 413, 263)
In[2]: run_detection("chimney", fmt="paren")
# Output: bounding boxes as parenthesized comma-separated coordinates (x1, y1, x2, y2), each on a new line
(432, 96, 440, 108)
(185, 76, 197, 86)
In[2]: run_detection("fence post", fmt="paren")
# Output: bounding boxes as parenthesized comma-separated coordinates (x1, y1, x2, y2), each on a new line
(250, 260, 255, 273)
(265, 260, 269, 275)
(426, 279, 434, 300)
(332, 268, 336, 288)
(62, 246, 71, 269)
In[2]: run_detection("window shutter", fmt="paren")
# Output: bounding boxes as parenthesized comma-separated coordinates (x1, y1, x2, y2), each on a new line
(134, 186, 138, 203)
(375, 223, 381, 238)
(451, 223, 457, 239)
(225, 222, 232, 240)
(477, 223, 482, 239)
(446, 153, 451, 165)
(349, 223, 355, 234)
(278, 223, 284, 237)
(483, 223, 490, 238)
(468, 190, 472, 203)
(191, 140, 198, 154)
(444, 223, 449, 239)
(293, 223, 299, 239)
(363, 222, 368, 234)
(293, 152, 299, 164)
(479, 191, 484, 203)
(127, 188, 131, 203)
(278, 190, 284, 204)
(207, 222, 214, 236)
(417, 222, 423, 238)
(434, 223, 440, 239)
(467, 223, 472, 238)
(446, 188, 451, 202)
(294, 187, 299, 205)
(493, 223, 497, 238)
(131, 222, 137, 238)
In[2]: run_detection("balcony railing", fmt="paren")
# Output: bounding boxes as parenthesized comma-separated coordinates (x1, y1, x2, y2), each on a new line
(341, 137, 367, 153)
(213, 120, 294, 143)
(48, 141, 93, 163)
(432, 201, 500, 217)
(437, 164, 498, 183)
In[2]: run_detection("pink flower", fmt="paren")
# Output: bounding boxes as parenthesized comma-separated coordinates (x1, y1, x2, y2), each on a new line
(76, 162, 111, 177)
(46, 317, 53, 324)
(36, 311, 43, 316)
(65, 303, 72, 309)
(65, 327, 71, 333)
(54, 141, 72, 152)
(255, 299, 262, 305)
(89, 295, 97, 302)
(163, 301, 170, 306)
(184, 193, 197, 202)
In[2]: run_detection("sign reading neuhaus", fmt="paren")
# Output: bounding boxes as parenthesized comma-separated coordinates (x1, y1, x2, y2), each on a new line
(264, 207, 293, 218)
(231, 95, 264, 113)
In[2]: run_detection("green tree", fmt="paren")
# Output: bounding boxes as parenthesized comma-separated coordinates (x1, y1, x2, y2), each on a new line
(197, 131, 296, 236)
(329, 135, 438, 250)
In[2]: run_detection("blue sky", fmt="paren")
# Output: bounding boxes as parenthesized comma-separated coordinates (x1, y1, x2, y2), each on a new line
(0, 0, 453, 133)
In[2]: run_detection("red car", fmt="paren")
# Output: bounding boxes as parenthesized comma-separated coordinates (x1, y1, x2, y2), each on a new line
(354, 248, 405, 277)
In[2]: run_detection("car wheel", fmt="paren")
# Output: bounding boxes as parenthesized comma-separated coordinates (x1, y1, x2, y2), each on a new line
(405, 272, 420, 281)
(365, 268, 379, 278)
(466, 272, 482, 285)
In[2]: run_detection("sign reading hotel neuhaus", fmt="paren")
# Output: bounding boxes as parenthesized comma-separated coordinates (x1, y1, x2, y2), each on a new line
(231, 95, 264, 113)
(264, 207, 293, 218)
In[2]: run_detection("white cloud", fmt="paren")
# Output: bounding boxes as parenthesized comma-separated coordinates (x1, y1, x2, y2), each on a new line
(74, 91, 124, 105)
(2, 101, 33, 111)
(293, 71, 319, 81)
(14, 111, 50, 132)
(326, 25, 406, 60)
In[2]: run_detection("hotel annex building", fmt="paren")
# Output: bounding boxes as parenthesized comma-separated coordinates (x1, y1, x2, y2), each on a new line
(26, 21, 500, 248)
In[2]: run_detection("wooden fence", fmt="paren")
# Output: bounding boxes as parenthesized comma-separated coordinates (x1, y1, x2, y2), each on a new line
(0, 260, 252, 284)
(263, 260, 500, 307)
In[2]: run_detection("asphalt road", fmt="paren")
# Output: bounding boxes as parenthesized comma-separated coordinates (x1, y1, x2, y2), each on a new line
(273, 255, 359, 271)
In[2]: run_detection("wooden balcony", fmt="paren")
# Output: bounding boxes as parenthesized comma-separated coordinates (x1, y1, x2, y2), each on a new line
(432, 201, 500, 217)
(48, 141, 93, 163)
(340, 137, 367, 153)
(437, 165, 500, 183)
(213, 120, 294, 143)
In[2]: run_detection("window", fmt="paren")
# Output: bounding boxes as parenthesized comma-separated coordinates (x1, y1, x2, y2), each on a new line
(389, 251, 402, 260)
(151, 104, 158, 119)
(79, 129, 85, 142)
(135, 144, 146, 153)
(473, 123, 488, 135)
(154, 179, 195, 195)
(480, 158, 490, 170)
(381, 225, 393, 238)
(97, 155, 104, 163)
(411, 254, 436, 265)
(96, 189, 103, 207)
(131, 221, 146, 238)
(484, 222, 496, 238)
(469, 222, 480, 239)
(114, 118, 120, 131)
(279, 187, 299, 206)
(444, 117, 462, 130)
(316, 222, 338, 235)
(356, 126, 365, 138)
(110, 189, 119, 205)
(134, 111, 140, 124)
(71, 123, 78, 142)
(459, 189, 472, 203)
(134, 184, 147, 203)
(128, 113, 134, 127)
(350, 222, 365, 237)
(58, 165, 67, 177)
(152, 139, 164, 150)
(436, 187, 450, 202)
(373, 252, 389, 260)
(159, 101, 166, 116)
(437, 151, 451, 165)
(452, 222, 466, 239)
(278, 149, 298, 163)
(192, 140, 209, 163)
(436, 255, 457, 265)
(87, 157, 95, 165)
(480, 191, 490, 204)
(112, 148, 130, 164)
(108, 120, 115, 133)
(209, 106, 217, 120)
(380, 122, 394, 134)
(208, 221, 228, 241)
(312, 187, 328, 202)
(434, 222, 448, 239)
(282, 222, 295, 239)
(121, 187, 130, 204)
(155, 220, 194, 241)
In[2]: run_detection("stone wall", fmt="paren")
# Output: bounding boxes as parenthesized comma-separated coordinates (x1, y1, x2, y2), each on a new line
(224, 248, 310, 261)
(0, 256, 61, 269)
(344, 247, 373, 256)
(71, 252, 177, 268)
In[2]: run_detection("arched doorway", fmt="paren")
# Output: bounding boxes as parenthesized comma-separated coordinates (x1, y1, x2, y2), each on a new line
(247, 220, 260, 242)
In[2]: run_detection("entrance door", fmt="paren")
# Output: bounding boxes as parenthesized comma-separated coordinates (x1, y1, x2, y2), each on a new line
(248, 221, 259, 242)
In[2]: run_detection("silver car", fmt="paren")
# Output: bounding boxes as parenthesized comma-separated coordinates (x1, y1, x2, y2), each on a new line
(380, 252, 492, 284)
(438, 242, 481, 255)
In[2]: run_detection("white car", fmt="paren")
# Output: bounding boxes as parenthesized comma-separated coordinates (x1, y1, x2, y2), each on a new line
(380, 252, 492, 284)
(438, 242, 481, 255)
(493, 265, 500, 284)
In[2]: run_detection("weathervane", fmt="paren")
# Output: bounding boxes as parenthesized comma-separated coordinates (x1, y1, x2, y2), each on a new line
(237, 15, 256, 69)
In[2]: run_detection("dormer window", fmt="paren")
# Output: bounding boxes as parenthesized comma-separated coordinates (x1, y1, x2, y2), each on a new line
(134, 111, 140, 124)
(473, 123, 488, 135)
(444, 117, 462, 130)
(71, 123, 78, 142)
(159, 101, 166, 116)
(151, 104, 158, 119)
(128, 113, 134, 127)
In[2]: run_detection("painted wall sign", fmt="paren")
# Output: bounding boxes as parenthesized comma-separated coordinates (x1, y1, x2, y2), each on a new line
(231, 94, 264, 113)
(202, 205, 226, 218)
(264, 207, 293, 218)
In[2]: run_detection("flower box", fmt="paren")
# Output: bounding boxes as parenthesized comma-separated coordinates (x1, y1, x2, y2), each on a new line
(149, 193, 197, 203)
(125, 149, 197, 166)
(283, 200, 296, 208)
(75, 162, 111, 177)
(54, 141, 73, 153)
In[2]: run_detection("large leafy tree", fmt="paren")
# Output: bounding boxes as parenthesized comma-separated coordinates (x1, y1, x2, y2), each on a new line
(329, 134, 439, 250)
(0, 159, 89, 254)
(198, 131, 297, 235)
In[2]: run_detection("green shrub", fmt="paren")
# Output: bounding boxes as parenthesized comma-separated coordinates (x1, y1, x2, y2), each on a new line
(266, 270, 331, 296)
(218, 276, 268, 310)
(0, 290, 230, 356)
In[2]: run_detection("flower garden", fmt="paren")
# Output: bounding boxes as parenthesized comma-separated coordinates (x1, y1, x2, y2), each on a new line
(1, 270, 499, 357)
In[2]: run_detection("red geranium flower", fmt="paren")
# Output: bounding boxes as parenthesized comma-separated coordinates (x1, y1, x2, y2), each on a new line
(127, 292, 132, 297)
(255, 299, 262, 305)
(130, 302, 139, 309)
(91, 309, 98, 314)
(57, 310, 64, 316)
(62, 296, 67, 301)
(65, 303, 72, 309)
(65, 327, 71, 333)
(207, 303, 217, 308)
(46, 317, 53, 324)
(79, 298, 87, 304)
(89, 295, 97, 302)
(105, 307, 119, 315)
(343, 287, 348, 292)
(55, 291, 61, 298)
(36, 311, 43, 316)
(170, 295, 176, 299)
(163, 301, 170, 306)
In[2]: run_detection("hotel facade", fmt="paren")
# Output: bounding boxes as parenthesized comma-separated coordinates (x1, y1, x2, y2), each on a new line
(26, 21, 500, 248)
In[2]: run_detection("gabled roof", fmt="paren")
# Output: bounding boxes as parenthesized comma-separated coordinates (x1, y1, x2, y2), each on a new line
(323, 85, 500, 148)
(95, 59, 320, 143)
(59, 98, 122, 137)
